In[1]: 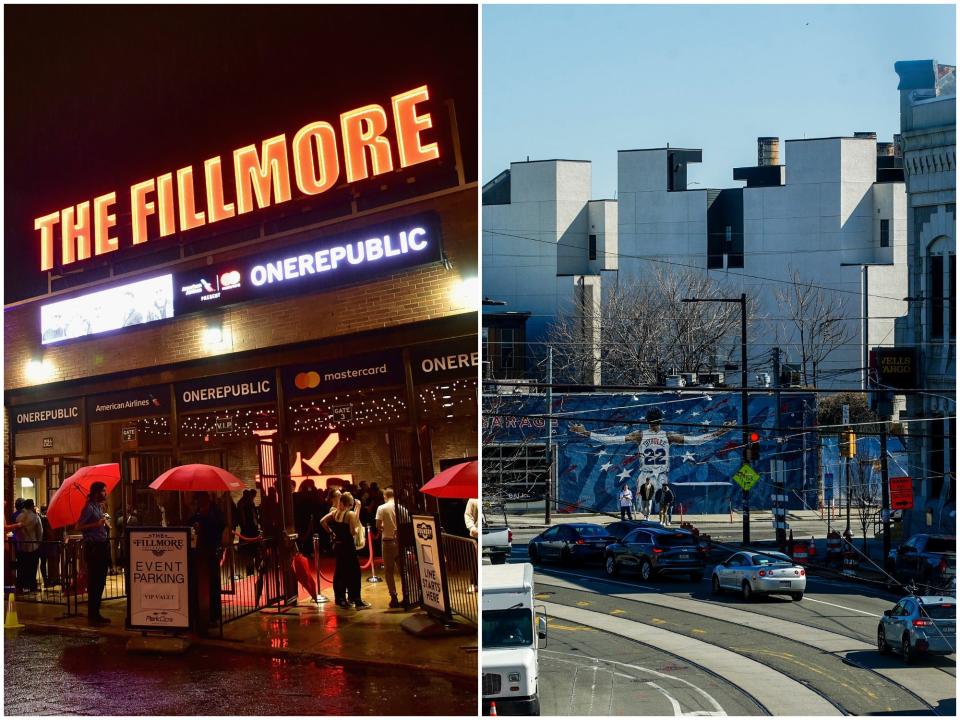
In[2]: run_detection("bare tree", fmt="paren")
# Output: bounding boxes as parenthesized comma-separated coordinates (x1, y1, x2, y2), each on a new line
(544, 268, 759, 386)
(775, 269, 856, 386)
(850, 457, 881, 554)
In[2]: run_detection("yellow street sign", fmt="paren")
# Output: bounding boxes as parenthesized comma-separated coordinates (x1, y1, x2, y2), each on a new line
(733, 463, 760, 491)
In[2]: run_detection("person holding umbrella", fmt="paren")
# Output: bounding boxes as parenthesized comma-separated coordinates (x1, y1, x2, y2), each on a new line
(75, 481, 111, 625)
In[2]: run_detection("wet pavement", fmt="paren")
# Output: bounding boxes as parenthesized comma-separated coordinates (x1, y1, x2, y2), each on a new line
(5, 629, 477, 716)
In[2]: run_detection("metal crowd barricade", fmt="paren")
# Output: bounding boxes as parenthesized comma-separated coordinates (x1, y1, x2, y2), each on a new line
(5, 535, 127, 615)
(217, 535, 291, 635)
(440, 533, 478, 626)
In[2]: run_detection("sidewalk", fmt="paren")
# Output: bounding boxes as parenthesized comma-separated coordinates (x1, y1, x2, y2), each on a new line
(7, 568, 477, 680)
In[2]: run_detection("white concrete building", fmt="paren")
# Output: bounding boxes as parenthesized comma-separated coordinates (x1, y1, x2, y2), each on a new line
(893, 59, 956, 533)
(483, 135, 909, 390)
(482, 160, 616, 382)
(617, 138, 908, 388)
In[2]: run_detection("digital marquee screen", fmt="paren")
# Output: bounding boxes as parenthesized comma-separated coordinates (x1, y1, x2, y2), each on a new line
(40, 274, 174, 345)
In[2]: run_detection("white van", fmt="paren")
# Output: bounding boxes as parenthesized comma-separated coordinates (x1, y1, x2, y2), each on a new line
(481, 563, 546, 715)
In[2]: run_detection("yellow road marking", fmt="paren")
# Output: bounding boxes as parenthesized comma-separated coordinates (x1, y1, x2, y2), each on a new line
(692, 628, 706, 634)
(547, 622, 596, 632)
(610, 609, 626, 615)
(731, 648, 872, 701)
(534, 593, 551, 599)
(652, 618, 667, 625)
(576, 601, 592, 607)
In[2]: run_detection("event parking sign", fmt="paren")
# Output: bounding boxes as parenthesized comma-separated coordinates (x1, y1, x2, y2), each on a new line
(127, 527, 191, 631)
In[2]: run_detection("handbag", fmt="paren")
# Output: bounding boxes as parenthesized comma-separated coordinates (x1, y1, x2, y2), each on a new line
(353, 522, 366, 550)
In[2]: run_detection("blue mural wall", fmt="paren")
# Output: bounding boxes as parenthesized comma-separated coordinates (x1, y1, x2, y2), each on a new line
(485, 391, 815, 514)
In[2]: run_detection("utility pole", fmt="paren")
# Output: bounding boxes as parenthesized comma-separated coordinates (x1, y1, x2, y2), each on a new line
(545, 347, 552, 525)
(681, 293, 750, 543)
(772, 347, 785, 552)
(740, 293, 750, 545)
(881, 425, 891, 563)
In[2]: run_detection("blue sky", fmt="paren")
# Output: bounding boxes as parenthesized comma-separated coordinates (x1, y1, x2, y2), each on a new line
(483, 4, 956, 197)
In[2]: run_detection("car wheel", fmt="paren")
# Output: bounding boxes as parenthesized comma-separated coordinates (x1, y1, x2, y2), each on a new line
(528, 544, 540, 564)
(530, 697, 541, 716)
(690, 572, 703, 583)
(639, 558, 653, 581)
(711, 575, 722, 595)
(561, 546, 573, 566)
(901, 634, 915, 664)
(741, 580, 753, 601)
(877, 625, 890, 654)
(791, 592, 803, 601)
(604, 555, 619, 577)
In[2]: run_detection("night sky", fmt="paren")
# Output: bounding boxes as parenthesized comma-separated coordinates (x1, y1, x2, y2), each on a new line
(4, 4, 478, 303)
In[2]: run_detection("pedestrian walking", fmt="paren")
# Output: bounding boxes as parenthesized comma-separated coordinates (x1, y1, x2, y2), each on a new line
(659, 482, 676, 526)
(75, 482, 111, 625)
(375, 488, 402, 609)
(637, 477, 655, 520)
(321, 492, 369, 610)
(618, 483, 634, 520)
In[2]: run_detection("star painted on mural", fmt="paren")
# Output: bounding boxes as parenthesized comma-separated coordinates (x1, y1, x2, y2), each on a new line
(691, 411, 701, 417)
(681, 451, 696, 463)
(616, 468, 632, 482)
(598, 449, 607, 456)
(675, 409, 684, 415)
(702, 394, 713, 402)
(600, 462, 613, 472)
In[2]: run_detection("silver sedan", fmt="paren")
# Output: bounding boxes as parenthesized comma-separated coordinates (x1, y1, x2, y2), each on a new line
(712, 550, 807, 601)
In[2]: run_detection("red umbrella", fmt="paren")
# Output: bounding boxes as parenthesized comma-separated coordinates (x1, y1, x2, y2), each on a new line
(46, 463, 121, 529)
(420, 461, 478, 499)
(149, 464, 246, 493)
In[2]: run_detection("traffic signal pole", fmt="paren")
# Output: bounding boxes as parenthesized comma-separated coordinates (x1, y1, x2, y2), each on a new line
(741, 293, 750, 545)
(881, 426, 890, 563)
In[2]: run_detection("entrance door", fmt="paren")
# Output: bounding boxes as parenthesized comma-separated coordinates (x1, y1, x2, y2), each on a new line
(46, 457, 84, 506)
(121, 451, 175, 526)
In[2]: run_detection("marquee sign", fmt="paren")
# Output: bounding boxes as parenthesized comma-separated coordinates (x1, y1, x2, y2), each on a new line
(12, 398, 83, 432)
(34, 84, 442, 272)
(176, 369, 276, 411)
(283, 349, 404, 396)
(174, 213, 442, 314)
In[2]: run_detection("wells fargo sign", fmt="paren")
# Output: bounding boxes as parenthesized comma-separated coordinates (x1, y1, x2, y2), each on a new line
(870, 348, 918, 390)
(34, 85, 441, 272)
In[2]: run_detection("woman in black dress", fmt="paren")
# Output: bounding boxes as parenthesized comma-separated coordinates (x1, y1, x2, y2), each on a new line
(320, 492, 370, 609)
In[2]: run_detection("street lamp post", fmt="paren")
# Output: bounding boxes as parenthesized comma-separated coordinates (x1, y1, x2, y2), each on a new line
(683, 293, 750, 543)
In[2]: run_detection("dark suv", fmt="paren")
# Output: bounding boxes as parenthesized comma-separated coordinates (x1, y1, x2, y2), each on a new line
(604, 527, 706, 582)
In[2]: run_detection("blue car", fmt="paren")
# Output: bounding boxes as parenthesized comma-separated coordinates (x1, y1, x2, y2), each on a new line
(878, 595, 956, 663)
(528, 523, 610, 565)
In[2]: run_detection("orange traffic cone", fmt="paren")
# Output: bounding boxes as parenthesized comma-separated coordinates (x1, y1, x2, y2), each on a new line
(489, 701, 498, 716)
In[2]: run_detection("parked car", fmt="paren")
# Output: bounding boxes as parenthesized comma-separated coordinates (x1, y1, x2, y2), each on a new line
(712, 550, 806, 601)
(604, 526, 706, 582)
(604, 519, 663, 543)
(527, 523, 610, 565)
(482, 503, 512, 565)
(886, 534, 956, 590)
(877, 594, 956, 663)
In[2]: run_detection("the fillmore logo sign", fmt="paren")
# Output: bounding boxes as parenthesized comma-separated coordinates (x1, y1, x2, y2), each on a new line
(133, 534, 185, 557)
(34, 85, 442, 271)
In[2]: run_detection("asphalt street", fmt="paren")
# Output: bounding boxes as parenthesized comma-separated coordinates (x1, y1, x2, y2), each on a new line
(509, 538, 956, 716)
(4, 629, 477, 716)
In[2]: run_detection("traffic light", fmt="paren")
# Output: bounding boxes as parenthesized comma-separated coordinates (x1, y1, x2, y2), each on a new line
(746, 430, 761, 462)
(840, 429, 857, 458)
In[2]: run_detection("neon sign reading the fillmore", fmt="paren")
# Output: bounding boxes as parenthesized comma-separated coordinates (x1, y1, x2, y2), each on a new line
(34, 85, 442, 272)
(250, 226, 428, 287)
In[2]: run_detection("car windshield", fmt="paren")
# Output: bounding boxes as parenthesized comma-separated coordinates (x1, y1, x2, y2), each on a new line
(921, 603, 957, 620)
(655, 533, 698, 547)
(483, 608, 533, 648)
(926, 538, 956, 553)
(576, 526, 608, 537)
(753, 553, 793, 566)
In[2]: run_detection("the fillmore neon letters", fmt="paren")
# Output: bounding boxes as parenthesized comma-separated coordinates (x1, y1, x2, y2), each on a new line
(34, 85, 441, 271)
(250, 226, 428, 287)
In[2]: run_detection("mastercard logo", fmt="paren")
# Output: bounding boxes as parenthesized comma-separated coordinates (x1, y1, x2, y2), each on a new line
(294, 371, 321, 390)
(221, 270, 241, 287)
